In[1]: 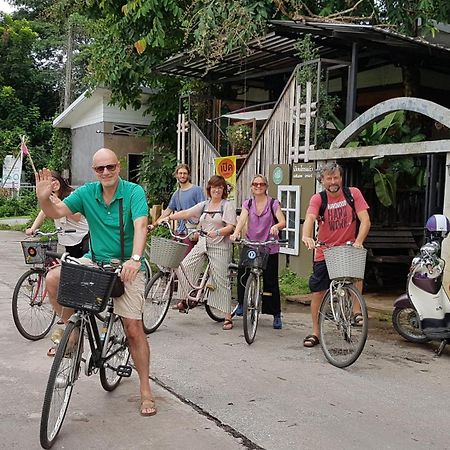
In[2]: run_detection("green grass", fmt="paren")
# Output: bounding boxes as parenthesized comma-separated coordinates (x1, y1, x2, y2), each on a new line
(279, 269, 310, 297)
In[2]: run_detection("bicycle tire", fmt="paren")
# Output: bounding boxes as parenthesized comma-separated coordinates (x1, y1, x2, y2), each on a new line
(12, 268, 56, 340)
(392, 306, 430, 343)
(142, 271, 173, 334)
(205, 298, 239, 322)
(243, 273, 261, 344)
(40, 320, 83, 449)
(100, 315, 130, 391)
(143, 258, 152, 285)
(318, 284, 368, 368)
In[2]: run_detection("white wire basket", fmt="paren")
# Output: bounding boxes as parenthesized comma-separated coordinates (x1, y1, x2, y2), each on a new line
(149, 236, 188, 269)
(324, 246, 367, 280)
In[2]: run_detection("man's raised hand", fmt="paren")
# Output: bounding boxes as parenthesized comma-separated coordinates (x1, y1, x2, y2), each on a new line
(35, 168, 53, 202)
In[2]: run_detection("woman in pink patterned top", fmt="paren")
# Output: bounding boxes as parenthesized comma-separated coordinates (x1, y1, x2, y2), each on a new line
(231, 175, 286, 329)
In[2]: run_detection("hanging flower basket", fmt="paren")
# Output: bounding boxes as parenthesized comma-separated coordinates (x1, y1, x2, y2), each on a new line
(226, 124, 252, 155)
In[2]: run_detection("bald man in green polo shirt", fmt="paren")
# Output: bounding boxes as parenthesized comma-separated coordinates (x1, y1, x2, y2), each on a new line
(36, 148, 156, 417)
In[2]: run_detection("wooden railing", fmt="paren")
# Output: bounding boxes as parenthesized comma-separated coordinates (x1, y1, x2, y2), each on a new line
(235, 69, 297, 206)
(188, 120, 220, 187)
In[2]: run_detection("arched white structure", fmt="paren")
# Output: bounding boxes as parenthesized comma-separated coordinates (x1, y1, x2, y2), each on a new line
(331, 97, 450, 149)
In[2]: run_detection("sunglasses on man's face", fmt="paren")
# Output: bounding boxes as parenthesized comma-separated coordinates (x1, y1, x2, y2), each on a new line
(252, 182, 266, 187)
(93, 164, 118, 174)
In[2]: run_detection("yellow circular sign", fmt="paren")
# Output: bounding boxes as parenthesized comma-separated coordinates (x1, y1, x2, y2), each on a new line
(217, 158, 235, 179)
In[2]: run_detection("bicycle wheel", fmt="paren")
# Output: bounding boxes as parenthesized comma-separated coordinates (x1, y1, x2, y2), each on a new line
(243, 273, 261, 344)
(100, 315, 130, 391)
(40, 320, 83, 449)
(143, 258, 152, 285)
(142, 271, 173, 334)
(12, 268, 56, 340)
(318, 284, 368, 368)
(205, 297, 239, 322)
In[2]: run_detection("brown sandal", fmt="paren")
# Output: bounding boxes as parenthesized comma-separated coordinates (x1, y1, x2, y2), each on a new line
(140, 397, 157, 417)
(303, 335, 319, 347)
(222, 319, 233, 330)
(176, 300, 188, 313)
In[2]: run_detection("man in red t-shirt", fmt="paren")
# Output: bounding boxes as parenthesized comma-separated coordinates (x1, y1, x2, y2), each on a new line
(301, 162, 371, 347)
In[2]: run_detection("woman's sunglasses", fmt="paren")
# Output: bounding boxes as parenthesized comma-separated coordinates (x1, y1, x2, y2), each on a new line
(252, 182, 266, 187)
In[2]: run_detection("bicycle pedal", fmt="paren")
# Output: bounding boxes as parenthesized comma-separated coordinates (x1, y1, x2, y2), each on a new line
(116, 365, 132, 377)
(262, 292, 273, 297)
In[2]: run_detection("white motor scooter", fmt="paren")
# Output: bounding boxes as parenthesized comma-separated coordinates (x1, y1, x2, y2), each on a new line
(392, 214, 450, 355)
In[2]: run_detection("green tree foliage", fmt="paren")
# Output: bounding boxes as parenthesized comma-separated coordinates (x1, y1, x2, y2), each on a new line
(0, 15, 54, 180)
(138, 145, 177, 206)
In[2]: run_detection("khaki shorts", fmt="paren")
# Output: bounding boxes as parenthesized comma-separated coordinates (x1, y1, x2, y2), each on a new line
(77, 258, 145, 320)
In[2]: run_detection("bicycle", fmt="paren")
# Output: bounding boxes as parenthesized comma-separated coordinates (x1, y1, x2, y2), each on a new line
(235, 237, 288, 344)
(143, 222, 238, 334)
(317, 243, 369, 368)
(12, 229, 74, 340)
(40, 252, 130, 449)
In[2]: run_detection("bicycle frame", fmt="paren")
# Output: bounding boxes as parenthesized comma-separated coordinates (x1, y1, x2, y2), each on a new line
(328, 278, 355, 322)
(162, 260, 211, 306)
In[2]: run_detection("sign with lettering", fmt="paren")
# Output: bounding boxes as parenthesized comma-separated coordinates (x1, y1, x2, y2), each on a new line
(215, 156, 237, 206)
(2, 154, 22, 189)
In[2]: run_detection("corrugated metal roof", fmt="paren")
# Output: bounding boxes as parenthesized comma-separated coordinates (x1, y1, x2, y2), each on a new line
(156, 20, 450, 83)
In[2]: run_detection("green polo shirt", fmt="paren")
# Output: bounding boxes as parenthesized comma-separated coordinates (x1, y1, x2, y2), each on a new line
(64, 178, 148, 263)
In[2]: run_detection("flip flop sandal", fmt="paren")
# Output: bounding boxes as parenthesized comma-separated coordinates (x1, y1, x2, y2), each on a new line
(222, 319, 233, 330)
(303, 334, 320, 347)
(176, 301, 188, 313)
(47, 345, 58, 357)
(140, 397, 157, 417)
(353, 313, 364, 326)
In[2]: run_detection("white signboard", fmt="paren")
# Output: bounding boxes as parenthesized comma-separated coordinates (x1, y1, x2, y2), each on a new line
(2, 154, 22, 189)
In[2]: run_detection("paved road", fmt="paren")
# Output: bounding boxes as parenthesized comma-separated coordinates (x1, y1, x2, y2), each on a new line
(1, 231, 449, 449)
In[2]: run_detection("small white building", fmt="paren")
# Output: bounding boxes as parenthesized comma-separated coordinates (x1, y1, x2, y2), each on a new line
(53, 87, 152, 185)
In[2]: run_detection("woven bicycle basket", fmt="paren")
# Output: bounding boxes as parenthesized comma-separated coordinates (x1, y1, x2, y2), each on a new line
(150, 236, 188, 269)
(324, 246, 367, 280)
(21, 240, 58, 264)
(57, 261, 117, 313)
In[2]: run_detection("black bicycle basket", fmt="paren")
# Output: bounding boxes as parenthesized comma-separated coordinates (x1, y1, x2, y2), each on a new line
(57, 261, 118, 313)
(239, 246, 270, 270)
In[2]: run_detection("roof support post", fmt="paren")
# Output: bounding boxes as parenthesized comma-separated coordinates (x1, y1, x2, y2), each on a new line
(345, 42, 359, 125)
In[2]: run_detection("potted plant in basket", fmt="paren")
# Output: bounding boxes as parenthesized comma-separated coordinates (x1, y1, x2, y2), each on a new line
(226, 124, 252, 155)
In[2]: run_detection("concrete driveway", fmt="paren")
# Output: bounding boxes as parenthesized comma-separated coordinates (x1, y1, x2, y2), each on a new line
(1, 230, 449, 449)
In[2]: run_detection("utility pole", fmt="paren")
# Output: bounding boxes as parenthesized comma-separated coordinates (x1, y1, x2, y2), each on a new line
(64, 19, 73, 109)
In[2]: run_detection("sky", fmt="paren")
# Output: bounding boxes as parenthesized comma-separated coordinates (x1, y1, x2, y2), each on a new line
(0, 0, 15, 13)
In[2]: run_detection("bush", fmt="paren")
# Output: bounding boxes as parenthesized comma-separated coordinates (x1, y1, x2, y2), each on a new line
(0, 190, 37, 217)
(279, 269, 310, 297)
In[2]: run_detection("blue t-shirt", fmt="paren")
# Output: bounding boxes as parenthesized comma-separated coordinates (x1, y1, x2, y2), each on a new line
(167, 185, 205, 233)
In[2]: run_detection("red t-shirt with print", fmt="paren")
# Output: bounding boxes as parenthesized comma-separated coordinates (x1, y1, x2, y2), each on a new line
(306, 187, 369, 262)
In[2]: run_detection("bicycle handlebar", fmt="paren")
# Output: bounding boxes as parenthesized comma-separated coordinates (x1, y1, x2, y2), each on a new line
(234, 238, 288, 246)
(33, 227, 76, 237)
(149, 221, 207, 240)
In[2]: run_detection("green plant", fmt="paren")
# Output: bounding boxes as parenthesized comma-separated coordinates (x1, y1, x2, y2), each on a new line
(0, 190, 37, 217)
(346, 111, 426, 207)
(226, 124, 252, 154)
(279, 269, 310, 297)
(294, 35, 339, 149)
(48, 128, 72, 173)
(138, 145, 177, 206)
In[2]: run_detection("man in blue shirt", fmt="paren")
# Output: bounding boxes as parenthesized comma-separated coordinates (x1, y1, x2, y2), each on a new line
(154, 163, 205, 250)
(36, 148, 156, 417)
